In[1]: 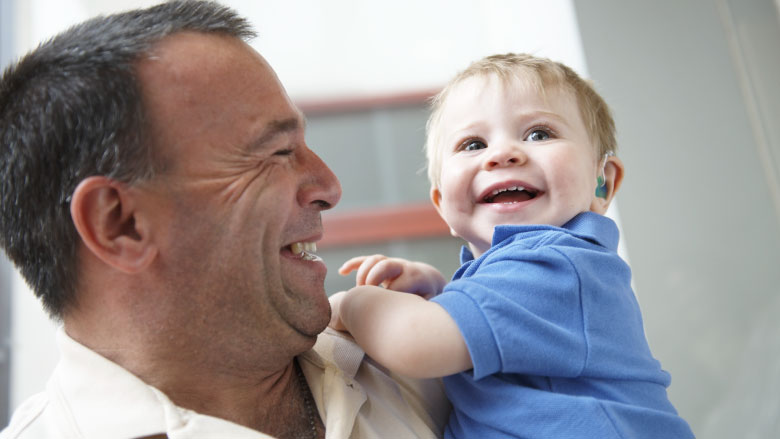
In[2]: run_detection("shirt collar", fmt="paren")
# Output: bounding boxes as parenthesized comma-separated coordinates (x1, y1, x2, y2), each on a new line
(558, 211, 619, 250)
(300, 328, 369, 439)
(304, 327, 365, 378)
(54, 328, 171, 439)
(459, 245, 475, 265)
(459, 212, 619, 264)
(54, 328, 268, 439)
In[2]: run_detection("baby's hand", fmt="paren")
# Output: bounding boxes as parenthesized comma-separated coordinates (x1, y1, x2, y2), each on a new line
(339, 254, 446, 299)
(328, 291, 348, 332)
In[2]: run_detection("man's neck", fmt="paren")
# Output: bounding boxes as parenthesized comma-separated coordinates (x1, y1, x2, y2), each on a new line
(158, 359, 321, 437)
(64, 317, 324, 437)
(134, 354, 325, 438)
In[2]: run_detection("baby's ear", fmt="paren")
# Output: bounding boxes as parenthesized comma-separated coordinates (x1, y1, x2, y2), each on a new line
(590, 156, 625, 214)
(430, 187, 460, 238)
(430, 187, 443, 214)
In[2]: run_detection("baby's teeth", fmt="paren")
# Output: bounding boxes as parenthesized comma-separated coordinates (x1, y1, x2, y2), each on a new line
(491, 186, 526, 196)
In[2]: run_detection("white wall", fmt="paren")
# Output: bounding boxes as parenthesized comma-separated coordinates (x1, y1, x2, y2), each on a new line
(5, 0, 590, 415)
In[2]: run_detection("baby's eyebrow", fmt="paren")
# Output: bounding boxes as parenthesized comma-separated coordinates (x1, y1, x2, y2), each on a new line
(521, 110, 567, 124)
(246, 117, 303, 153)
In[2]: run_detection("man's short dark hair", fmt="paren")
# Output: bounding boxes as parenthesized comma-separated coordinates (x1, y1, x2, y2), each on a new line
(0, 0, 256, 318)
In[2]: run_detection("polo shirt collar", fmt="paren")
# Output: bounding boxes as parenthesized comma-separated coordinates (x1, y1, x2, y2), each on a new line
(459, 212, 619, 265)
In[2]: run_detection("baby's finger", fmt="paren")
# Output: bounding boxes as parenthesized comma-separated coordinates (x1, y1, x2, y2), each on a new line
(339, 255, 371, 275)
(355, 254, 388, 285)
(384, 274, 418, 294)
(365, 259, 403, 287)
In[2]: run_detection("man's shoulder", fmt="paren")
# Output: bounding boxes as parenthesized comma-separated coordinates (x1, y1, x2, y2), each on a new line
(1, 392, 50, 439)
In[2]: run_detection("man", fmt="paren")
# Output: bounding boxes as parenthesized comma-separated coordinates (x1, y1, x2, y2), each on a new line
(0, 1, 448, 438)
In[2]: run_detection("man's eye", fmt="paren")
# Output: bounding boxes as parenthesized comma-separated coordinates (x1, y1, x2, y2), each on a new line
(273, 148, 294, 156)
(526, 129, 551, 141)
(462, 140, 487, 151)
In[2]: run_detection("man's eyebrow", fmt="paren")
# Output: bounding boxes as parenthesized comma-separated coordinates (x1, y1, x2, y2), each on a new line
(247, 117, 303, 152)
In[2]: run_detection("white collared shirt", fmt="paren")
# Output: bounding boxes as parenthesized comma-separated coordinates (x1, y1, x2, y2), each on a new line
(1, 328, 449, 439)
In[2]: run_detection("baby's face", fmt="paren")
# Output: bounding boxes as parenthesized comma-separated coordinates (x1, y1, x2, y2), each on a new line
(431, 75, 601, 257)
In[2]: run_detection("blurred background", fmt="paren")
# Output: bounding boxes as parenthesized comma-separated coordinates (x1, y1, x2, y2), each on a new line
(1, 0, 779, 437)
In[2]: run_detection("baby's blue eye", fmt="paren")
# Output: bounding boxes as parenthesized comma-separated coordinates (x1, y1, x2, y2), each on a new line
(463, 140, 487, 151)
(526, 129, 550, 141)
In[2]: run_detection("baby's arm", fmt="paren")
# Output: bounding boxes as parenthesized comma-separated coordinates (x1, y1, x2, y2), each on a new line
(329, 285, 472, 379)
(339, 254, 447, 299)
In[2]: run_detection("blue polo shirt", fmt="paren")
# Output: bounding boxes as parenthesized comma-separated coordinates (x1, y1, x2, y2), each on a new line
(431, 212, 694, 438)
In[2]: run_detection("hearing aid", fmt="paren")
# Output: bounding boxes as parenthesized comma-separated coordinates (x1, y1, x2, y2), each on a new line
(595, 152, 614, 199)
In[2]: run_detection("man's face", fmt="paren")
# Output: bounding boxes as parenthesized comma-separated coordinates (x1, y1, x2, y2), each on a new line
(135, 32, 341, 363)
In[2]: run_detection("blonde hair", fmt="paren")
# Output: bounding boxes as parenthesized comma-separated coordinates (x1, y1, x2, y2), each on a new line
(425, 53, 617, 188)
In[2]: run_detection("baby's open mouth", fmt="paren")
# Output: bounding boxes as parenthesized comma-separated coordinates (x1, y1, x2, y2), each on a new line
(482, 186, 538, 204)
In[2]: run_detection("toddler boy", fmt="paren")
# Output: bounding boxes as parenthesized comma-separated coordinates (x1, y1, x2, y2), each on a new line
(330, 53, 694, 438)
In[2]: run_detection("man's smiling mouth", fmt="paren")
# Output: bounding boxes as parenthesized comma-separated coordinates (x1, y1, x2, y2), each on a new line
(482, 186, 539, 204)
(289, 242, 322, 262)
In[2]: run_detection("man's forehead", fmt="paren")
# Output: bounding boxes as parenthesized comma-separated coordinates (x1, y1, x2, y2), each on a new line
(136, 32, 287, 115)
(138, 31, 265, 85)
(134, 31, 300, 160)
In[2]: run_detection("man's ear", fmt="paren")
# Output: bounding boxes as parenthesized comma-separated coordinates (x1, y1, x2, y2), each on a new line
(70, 176, 157, 273)
(590, 155, 625, 214)
(430, 187, 460, 238)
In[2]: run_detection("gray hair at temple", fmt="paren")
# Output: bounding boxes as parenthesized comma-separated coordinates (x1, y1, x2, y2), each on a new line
(0, 0, 256, 318)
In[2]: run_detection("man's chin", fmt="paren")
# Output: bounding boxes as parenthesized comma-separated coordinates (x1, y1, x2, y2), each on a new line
(297, 302, 331, 338)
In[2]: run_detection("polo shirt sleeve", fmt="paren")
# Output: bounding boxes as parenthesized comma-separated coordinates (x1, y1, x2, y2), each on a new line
(431, 244, 587, 380)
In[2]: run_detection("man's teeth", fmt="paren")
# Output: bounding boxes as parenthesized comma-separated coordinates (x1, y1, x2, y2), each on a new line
(291, 242, 316, 255)
(491, 186, 525, 196)
(291, 242, 321, 261)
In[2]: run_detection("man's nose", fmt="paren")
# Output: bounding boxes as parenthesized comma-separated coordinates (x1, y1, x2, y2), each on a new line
(298, 146, 342, 210)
